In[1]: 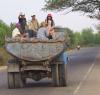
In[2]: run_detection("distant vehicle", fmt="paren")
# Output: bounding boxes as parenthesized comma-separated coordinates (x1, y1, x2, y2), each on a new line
(77, 45, 80, 50)
(5, 30, 68, 88)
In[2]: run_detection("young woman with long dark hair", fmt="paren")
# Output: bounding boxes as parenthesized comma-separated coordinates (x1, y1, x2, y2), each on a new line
(45, 14, 55, 39)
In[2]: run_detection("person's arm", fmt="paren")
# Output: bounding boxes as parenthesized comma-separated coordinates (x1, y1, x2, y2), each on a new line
(37, 20, 39, 28)
(27, 21, 32, 30)
(52, 20, 55, 28)
(35, 19, 40, 31)
(45, 20, 48, 26)
(45, 28, 49, 38)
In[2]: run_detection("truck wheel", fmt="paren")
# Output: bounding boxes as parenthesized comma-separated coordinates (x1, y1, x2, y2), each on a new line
(22, 78, 26, 85)
(51, 64, 60, 86)
(58, 64, 67, 87)
(8, 72, 15, 89)
(14, 72, 24, 88)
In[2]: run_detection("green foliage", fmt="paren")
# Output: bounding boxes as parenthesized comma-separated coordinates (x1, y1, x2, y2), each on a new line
(73, 32, 82, 46)
(65, 28, 75, 48)
(0, 48, 10, 66)
(65, 27, 100, 48)
(55, 27, 95, 48)
(10, 22, 16, 31)
(94, 33, 100, 44)
(44, 0, 100, 17)
(81, 28, 94, 45)
(0, 20, 11, 46)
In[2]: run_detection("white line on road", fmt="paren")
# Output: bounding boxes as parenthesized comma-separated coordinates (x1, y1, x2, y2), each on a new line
(73, 58, 97, 95)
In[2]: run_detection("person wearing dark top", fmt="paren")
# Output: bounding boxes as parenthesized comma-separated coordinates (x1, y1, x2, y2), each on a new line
(18, 12, 27, 32)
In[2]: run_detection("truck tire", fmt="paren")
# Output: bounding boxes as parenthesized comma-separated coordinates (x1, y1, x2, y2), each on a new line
(58, 64, 67, 87)
(7, 59, 16, 89)
(7, 58, 23, 88)
(8, 72, 14, 89)
(14, 72, 24, 88)
(51, 64, 60, 86)
(22, 78, 26, 85)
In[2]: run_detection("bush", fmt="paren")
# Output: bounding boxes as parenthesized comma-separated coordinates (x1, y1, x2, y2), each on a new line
(0, 48, 10, 66)
(0, 53, 3, 65)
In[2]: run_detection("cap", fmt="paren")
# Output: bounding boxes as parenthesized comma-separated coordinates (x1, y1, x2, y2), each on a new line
(31, 15, 36, 17)
(47, 14, 52, 17)
(19, 12, 25, 16)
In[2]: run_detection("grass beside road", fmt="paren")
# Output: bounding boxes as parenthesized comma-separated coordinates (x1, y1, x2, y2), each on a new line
(0, 48, 10, 66)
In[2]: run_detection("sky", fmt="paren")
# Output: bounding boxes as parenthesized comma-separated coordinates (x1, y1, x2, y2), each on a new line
(0, 0, 99, 32)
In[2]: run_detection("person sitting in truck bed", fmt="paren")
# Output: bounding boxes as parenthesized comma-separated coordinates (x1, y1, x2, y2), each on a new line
(12, 23, 28, 39)
(12, 23, 21, 38)
(37, 21, 55, 40)
(45, 13, 55, 39)
(37, 22, 49, 40)
(27, 14, 39, 37)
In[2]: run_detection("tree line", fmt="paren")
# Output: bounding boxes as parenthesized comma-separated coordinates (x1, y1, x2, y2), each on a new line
(65, 27, 100, 48)
(0, 20, 100, 48)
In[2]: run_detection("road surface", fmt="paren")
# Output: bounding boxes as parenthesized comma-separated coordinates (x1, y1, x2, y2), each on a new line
(0, 47, 100, 95)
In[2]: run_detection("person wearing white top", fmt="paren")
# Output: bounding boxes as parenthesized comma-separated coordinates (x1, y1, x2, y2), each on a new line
(12, 27, 21, 38)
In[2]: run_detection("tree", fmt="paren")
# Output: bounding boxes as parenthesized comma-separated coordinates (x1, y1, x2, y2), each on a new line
(81, 28, 94, 45)
(44, 0, 100, 17)
(94, 33, 100, 44)
(64, 28, 75, 47)
(0, 20, 11, 46)
(10, 23, 16, 31)
(73, 32, 82, 46)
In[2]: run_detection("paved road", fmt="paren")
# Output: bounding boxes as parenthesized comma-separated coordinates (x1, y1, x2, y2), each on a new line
(0, 47, 100, 95)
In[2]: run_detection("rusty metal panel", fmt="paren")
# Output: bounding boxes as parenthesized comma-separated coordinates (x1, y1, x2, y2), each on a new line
(7, 63, 20, 72)
(5, 32, 67, 62)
